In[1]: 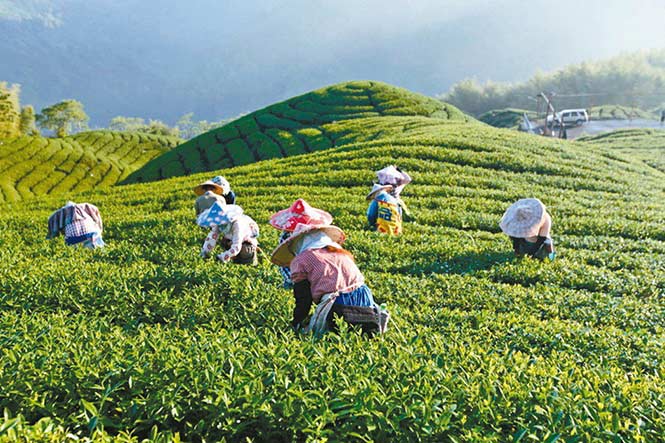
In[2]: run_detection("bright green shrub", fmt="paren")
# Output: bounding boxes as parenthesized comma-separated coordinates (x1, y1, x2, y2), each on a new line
(255, 112, 301, 130)
(1, 121, 664, 441)
(0, 131, 179, 201)
(125, 81, 470, 183)
(226, 139, 255, 165)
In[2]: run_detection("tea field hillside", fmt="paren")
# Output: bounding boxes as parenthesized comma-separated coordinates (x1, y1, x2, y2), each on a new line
(578, 128, 665, 174)
(1, 105, 664, 440)
(123, 81, 470, 184)
(0, 131, 180, 202)
(587, 106, 656, 122)
(478, 108, 536, 129)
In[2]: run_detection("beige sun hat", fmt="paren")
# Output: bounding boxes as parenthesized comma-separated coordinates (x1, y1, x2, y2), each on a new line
(193, 180, 224, 196)
(270, 223, 346, 267)
(366, 183, 393, 201)
(499, 198, 546, 238)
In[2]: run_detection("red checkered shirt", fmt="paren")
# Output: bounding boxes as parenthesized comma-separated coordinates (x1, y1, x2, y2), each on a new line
(290, 248, 364, 303)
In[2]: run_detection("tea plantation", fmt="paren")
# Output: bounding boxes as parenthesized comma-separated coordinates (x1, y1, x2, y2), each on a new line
(578, 128, 665, 174)
(0, 131, 180, 202)
(587, 106, 656, 122)
(0, 84, 664, 442)
(123, 81, 470, 184)
(478, 109, 537, 129)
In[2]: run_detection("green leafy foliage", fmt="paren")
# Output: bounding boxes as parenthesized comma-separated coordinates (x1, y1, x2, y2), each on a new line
(478, 109, 537, 129)
(18, 104, 37, 136)
(37, 99, 89, 137)
(0, 104, 663, 441)
(587, 105, 657, 121)
(578, 128, 665, 174)
(443, 49, 665, 116)
(0, 82, 21, 139)
(0, 131, 180, 202)
(123, 81, 470, 184)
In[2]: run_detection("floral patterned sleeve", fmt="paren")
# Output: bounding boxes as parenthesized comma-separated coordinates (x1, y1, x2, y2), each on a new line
(218, 222, 244, 263)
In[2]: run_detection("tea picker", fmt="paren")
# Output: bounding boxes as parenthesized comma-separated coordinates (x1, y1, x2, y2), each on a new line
(376, 165, 413, 220)
(47, 201, 105, 249)
(366, 183, 403, 235)
(271, 223, 390, 334)
(198, 203, 260, 265)
(500, 198, 556, 261)
(193, 175, 236, 215)
(269, 198, 333, 289)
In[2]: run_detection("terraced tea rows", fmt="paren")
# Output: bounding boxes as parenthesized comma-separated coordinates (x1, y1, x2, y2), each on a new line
(587, 105, 656, 121)
(1, 104, 663, 441)
(124, 81, 469, 184)
(478, 108, 536, 129)
(0, 131, 180, 202)
(578, 128, 665, 174)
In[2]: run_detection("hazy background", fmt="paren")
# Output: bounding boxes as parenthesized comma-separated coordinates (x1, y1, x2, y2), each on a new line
(2, 0, 665, 126)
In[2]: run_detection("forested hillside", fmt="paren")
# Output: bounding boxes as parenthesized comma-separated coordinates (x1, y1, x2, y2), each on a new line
(443, 50, 665, 116)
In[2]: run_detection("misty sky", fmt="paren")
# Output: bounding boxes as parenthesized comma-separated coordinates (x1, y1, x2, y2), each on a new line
(2, 0, 665, 124)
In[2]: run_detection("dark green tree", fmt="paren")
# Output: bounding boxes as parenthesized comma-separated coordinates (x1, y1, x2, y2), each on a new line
(37, 99, 89, 137)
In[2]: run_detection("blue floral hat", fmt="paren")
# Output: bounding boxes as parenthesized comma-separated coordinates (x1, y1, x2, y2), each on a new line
(197, 203, 243, 228)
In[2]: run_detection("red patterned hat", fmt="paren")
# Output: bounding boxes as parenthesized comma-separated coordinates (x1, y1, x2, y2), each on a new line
(269, 199, 333, 232)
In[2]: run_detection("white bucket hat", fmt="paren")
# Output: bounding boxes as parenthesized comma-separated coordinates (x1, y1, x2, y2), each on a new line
(499, 198, 546, 238)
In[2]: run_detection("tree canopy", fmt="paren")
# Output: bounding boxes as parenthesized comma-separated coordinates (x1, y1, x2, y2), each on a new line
(442, 50, 665, 116)
(37, 99, 89, 137)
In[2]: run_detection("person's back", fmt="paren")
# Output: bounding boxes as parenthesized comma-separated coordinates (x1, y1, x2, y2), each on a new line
(367, 188, 402, 235)
(47, 201, 105, 249)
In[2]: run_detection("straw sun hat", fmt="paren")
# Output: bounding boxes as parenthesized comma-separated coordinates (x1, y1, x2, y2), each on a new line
(269, 199, 333, 232)
(499, 198, 546, 238)
(270, 223, 346, 267)
(193, 180, 224, 196)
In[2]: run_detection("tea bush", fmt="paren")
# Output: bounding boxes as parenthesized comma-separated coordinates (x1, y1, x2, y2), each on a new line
(123, 81, 470, 184)
(0, 131, 180, 202)
(0, 86, 663, 442)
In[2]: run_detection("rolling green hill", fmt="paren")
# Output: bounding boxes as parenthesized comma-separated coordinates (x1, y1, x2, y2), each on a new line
(123, 81, 470, 184)
(478, 108, 536, 129)
(0, 131, 180, 202)
(578, 128, 665, 174)
(587, 105, 657, 121)
(1, 101, 663, 441)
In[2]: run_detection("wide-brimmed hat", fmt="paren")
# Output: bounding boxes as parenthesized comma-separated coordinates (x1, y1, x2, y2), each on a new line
(269, 199, 333, 232)
(197, 203, 243, 228)
(194, 180, 224, 196)
(366, 183, 393, 201)
(499, 198, 546, 238)
(376, 165, 402, 185)
(270, 223, 345, 267)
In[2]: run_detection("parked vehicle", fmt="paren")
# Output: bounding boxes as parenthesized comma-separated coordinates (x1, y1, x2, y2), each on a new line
(547, 109, 589, 126)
